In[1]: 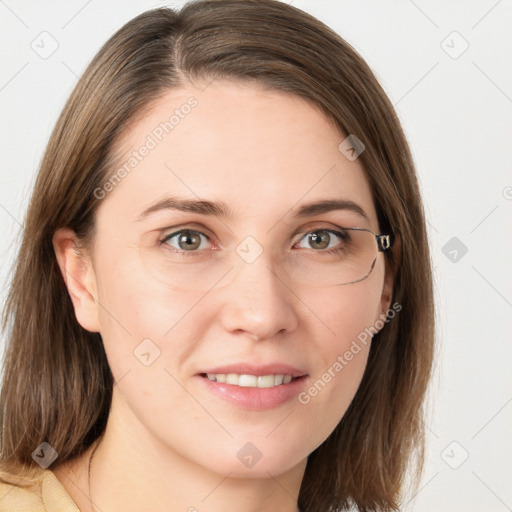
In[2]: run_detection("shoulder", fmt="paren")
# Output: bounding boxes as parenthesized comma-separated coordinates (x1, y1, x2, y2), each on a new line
(0, 466, 79, 512)
(0, 475, 45, 511)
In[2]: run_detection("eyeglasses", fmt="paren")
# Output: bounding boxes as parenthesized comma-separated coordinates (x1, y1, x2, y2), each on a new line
(139, 226, 393, 291)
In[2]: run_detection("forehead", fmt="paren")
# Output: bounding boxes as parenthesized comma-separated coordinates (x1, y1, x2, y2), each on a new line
(97, 80, 378, 231)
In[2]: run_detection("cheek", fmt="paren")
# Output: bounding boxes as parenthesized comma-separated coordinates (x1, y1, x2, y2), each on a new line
(297, 268, 384, 434)
(313, 260, 385, 356)
(92, 244, 204, 376)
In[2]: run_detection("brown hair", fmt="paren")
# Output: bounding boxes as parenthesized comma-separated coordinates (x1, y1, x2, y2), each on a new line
(0, 1, 434, 510)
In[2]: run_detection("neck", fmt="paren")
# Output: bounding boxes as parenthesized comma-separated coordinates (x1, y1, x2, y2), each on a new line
(84, 391, 305, 512)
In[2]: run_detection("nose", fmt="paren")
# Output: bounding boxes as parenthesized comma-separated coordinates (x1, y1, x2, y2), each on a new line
(217, 252, 299, 341)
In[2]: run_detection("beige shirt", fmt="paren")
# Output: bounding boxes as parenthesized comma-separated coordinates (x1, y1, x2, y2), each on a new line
(0, 467, 79, 511)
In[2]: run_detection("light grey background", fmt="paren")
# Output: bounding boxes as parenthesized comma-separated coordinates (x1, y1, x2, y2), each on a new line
(1, 1, 511, 510)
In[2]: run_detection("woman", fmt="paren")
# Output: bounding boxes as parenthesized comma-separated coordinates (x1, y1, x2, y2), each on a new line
(0, 1, 434, 511)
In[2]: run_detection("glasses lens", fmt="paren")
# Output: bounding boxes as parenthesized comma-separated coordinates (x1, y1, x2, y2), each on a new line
(286, 228, 379, 286)
(139, 230, 235, 291)
(139, 228, 379, 291)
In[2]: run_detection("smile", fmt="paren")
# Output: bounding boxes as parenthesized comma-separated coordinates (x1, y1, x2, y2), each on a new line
(204, 373, 294, 388)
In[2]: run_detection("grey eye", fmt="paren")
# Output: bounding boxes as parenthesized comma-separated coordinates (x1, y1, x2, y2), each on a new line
(296, 230, 346, 251)
(162, 230, 211, 252)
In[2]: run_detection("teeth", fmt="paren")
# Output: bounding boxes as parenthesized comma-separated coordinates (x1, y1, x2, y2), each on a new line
(205, 373, 295, 388)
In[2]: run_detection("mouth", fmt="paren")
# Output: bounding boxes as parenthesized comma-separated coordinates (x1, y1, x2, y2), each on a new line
(199, 372, 306, 388)
(196, 363, 308, 410)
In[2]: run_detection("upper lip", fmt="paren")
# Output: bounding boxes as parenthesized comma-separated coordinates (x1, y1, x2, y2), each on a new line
(198, 363, 307, 378)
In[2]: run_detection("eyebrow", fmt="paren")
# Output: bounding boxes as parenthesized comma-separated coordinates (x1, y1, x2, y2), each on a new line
(136, 196, 370, 223)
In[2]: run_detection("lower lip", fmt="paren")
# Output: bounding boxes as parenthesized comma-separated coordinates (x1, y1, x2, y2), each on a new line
(197, 375, 308, 411)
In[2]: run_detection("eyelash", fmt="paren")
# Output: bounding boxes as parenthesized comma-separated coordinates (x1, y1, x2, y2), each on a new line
(157, 226, 350, 257)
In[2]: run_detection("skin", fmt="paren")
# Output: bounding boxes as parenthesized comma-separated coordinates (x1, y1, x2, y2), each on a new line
(52, 79, 396, 512)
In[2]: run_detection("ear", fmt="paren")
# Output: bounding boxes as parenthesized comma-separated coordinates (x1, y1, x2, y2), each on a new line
(378, 234, 401, 318)
(52, 227, 101, 333)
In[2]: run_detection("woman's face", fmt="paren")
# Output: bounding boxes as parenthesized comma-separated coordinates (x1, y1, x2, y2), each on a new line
(71, 80, 393, 477)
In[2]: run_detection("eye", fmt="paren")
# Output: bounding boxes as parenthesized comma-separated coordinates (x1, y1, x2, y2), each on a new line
(158, 227, 350, 255)
(294, 229, 349, 252)
(160, 229, 212, 253)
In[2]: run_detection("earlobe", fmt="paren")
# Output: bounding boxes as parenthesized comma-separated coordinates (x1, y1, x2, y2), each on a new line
(52, 227, 101, 333)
